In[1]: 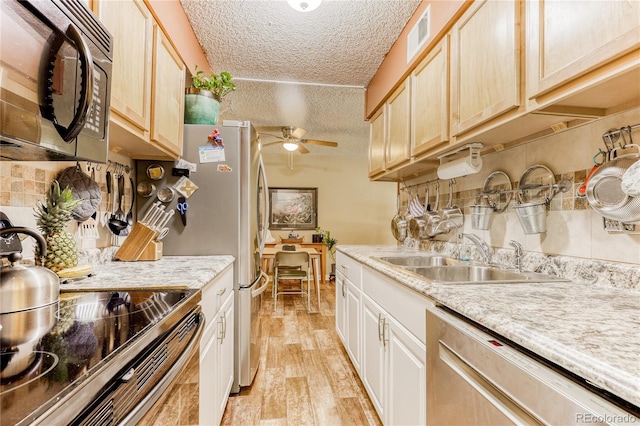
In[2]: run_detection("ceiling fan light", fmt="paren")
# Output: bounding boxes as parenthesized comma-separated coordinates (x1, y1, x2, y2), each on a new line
(283, 141, 299, 151)
(287, 0, 321, 12)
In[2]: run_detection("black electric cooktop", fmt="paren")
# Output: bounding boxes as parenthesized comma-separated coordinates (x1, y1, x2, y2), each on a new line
(0, 289, 198, 426)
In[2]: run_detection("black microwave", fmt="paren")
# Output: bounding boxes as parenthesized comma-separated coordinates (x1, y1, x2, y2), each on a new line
(0, 0, 112, 162)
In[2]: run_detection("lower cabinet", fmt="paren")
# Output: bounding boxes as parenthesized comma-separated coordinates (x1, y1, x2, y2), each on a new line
(199, 265, 234, 425)
(337, 254, 430, 425)
(335, 267, 362, 370)
(386, 313, 426, 425)
(361, 295, 386, 415)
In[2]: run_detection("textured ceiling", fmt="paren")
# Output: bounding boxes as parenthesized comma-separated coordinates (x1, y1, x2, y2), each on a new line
(180, 0, 421, 157)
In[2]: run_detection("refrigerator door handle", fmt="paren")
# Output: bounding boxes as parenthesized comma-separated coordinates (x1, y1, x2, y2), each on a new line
(258, 158, 269, 257)
(252, 270, 270, 297)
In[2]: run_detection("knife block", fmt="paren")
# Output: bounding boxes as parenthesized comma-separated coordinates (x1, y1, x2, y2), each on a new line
(138, 240, 163, 261)
(115, 223, 158, 261)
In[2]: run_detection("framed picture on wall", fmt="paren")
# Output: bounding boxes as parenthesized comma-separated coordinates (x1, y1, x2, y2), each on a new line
(268, 187, 318, 230)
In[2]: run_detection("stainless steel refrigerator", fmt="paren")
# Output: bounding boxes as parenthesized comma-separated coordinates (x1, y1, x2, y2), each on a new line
(136, 121, 269, 392)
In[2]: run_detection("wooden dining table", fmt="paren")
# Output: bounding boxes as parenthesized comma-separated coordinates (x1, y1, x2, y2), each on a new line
(261, 247, 321, 309)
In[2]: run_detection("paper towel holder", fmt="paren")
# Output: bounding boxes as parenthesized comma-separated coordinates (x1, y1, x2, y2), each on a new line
(437, 143, 484, 179)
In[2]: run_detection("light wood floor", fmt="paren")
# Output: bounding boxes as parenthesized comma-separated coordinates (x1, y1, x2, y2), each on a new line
(221, 279, 382, 425)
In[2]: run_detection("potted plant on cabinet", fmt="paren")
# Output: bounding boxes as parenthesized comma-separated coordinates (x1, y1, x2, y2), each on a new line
(184, 66, 236, 125)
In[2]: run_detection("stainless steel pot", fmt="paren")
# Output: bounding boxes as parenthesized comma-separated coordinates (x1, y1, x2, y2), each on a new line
(409, 186, 429, 239)
(425, 182, 442, 237)
(441, 180, 464, 228)
(0, 304, 57, 348)
(391, 190, 410, 242)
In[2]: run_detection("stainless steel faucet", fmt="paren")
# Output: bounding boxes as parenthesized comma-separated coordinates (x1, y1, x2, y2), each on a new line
(509, 240, 524, 272)
(460, 233, 492, 264)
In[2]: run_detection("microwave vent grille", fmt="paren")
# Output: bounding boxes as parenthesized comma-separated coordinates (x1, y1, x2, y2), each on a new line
(60, 0, 112, 56)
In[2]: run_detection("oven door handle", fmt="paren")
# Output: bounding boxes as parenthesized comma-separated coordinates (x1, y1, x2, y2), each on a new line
(119, 311, 205, 426)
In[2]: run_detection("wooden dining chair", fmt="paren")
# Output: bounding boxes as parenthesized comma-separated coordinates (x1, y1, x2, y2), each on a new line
(273, 250, 311, 311)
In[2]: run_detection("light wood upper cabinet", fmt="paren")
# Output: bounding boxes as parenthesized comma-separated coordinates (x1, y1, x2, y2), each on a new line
(94, 0, 186, 159)
(527, 0, 640, 100)
(368, 107, 386, 177)
(151, 25, 185, 155)
(385, 80, 411, 169)
(411, 36, 450, 158)
(451, 0, 520, 135)
(96, 0, 152, 138)
(367, 0, 639, 182)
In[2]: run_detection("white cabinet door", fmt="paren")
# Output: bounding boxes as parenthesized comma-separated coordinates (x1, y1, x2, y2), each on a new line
(216, 291, 235, 424)
(200, 318, 219, 423)
(199, 264, 234, 425)
(386, 316, 427, 426)
(361, 295, 386, 419)
(335, 271, 347, 344)
(345, 279, 361, 371)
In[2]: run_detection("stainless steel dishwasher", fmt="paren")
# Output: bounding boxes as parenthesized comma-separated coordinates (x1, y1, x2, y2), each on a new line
(426, 305, 639, 425)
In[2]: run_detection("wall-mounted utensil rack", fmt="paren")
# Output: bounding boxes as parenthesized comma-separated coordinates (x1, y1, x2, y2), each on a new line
(475, 179, 570, 206)
(400, 177, 446, 193)
(601, 123, 640, 153)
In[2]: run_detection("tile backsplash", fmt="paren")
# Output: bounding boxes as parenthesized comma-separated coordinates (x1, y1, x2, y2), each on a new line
(404, 107, 640, 268)
(0, 152, 134, 258)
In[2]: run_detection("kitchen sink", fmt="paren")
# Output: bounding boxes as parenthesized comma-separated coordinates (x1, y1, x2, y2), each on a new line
(407, 265, 529, 283)
(375, 256, 568, 284)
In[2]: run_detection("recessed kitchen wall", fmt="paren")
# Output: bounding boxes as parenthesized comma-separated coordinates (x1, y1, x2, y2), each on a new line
(406, 107, 640, 265)
(0, 152, 134, 257)
(263, 153, 397, 248)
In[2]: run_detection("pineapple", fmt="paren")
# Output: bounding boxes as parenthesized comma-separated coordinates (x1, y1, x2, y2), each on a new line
(34, 180, 84, 272)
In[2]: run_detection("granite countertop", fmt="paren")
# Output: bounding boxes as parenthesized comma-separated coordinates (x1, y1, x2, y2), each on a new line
(60, 255, 235, 291)
(338, 245, 640, 410)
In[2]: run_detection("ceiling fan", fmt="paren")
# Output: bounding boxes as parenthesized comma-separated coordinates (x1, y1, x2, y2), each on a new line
(258, 126, 338, 154)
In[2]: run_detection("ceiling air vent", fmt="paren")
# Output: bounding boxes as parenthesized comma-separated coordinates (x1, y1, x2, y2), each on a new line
(407, 5, 431, 63)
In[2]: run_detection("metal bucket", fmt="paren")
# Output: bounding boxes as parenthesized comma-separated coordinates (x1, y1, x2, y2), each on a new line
(514, 201, 547, 234)
(470, 205, 493, 230)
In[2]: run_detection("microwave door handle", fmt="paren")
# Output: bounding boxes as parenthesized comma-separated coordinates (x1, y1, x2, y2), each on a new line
(44, 24, 94, 142)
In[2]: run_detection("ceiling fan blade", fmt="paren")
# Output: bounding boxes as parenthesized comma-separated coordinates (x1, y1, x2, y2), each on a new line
(301, 139, 338, 147)
(298, 144, 310, 154)
(261, 140, 282, 147)
(290, 127, 307, 139)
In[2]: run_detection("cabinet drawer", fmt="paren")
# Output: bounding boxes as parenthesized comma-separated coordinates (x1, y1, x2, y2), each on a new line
(362, 266, 432, 343)
(336, 251, 362, 287)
